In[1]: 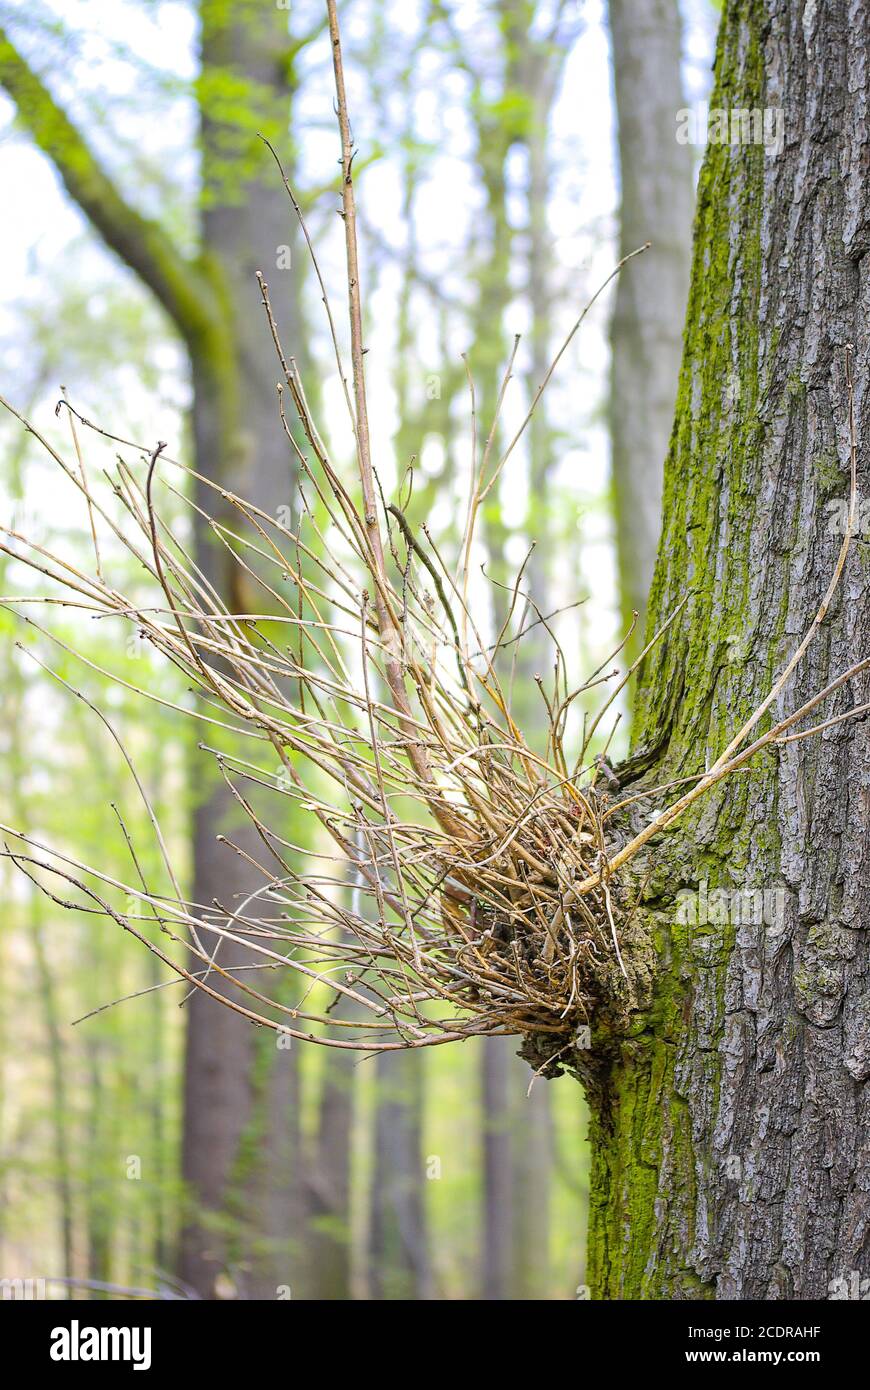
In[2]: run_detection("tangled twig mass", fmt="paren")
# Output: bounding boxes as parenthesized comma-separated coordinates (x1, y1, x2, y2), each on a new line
(1, 3, 866, 1078)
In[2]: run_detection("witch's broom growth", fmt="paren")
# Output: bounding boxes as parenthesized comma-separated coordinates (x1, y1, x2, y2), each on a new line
(1, 0, 866, 1089)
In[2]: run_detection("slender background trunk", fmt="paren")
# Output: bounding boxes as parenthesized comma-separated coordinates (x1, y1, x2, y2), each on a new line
(307, 1047, 353, 1300)
(607, 0, 694, 652)
(362, 144, 431, 1302)
(368, 1050, 433, 1300)
(180, 1, 309, 1300)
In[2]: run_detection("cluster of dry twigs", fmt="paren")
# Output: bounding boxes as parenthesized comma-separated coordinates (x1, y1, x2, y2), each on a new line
(1, 1, 867, 1071)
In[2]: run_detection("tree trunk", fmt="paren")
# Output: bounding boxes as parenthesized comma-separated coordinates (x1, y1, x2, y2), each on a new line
(368, 1049, 432, 1300)
(481, 1036, 513, 1299)
(466, 7, 522, 1298)
(607, 0, 694, 651)
(507, 28, 573, 1299)
(587, 0, 870, 1299)
(358, 147, 431, 1305)
(510, 1055, 552, 1298)
(0, 1, 311, 1302)
(179, 3, 309, 1301)
(307, 1048, 353, 1300)
(2, 456, 75, 1295)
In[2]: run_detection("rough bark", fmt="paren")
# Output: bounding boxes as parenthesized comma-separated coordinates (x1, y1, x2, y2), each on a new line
(587, 0, 870, 1300)
(607, 0, 694, 650)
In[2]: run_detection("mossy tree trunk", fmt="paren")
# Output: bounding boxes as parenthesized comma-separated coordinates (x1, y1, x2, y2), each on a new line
(587, 0, 870, 1299)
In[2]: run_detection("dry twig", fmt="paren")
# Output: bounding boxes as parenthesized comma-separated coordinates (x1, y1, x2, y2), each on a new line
(0, 10, 864, 1067)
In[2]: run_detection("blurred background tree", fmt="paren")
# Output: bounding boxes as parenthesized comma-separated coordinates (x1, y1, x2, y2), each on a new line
(0, 0, 714, 1298)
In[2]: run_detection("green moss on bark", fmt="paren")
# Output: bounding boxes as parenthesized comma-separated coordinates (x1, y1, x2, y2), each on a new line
(585, 0, 776, 1299)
